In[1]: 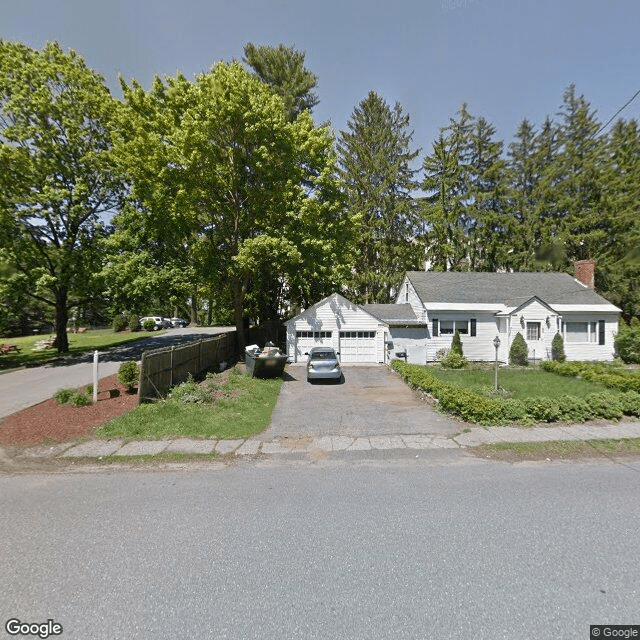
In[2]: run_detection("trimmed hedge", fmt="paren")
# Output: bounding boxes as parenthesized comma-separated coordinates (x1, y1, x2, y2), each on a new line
(540, 360, 640, 393)
(392, 360, 639, 426)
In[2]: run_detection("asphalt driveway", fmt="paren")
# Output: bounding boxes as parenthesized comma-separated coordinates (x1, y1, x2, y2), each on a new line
(262, 364, 462, 440)
(0, 326, 234, 419)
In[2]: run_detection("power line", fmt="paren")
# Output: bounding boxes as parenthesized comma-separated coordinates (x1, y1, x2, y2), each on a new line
(595, 87, 640, 137)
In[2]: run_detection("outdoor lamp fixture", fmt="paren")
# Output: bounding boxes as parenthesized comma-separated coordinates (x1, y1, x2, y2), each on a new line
(493, 335, 501, 391)
(520, 315, 525, 328)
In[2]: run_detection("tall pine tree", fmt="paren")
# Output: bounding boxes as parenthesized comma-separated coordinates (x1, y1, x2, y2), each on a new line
(337, 91, 421, 302)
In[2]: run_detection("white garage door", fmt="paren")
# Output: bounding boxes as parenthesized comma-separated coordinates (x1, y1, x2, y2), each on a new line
(339, 330, 378, 363)
(295, 331, 333, 361)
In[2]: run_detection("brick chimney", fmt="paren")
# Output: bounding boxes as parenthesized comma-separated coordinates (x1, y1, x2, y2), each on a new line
(574, 259, 595, 289)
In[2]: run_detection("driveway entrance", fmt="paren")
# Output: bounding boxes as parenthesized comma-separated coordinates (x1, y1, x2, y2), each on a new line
(262, 365, 461, 440)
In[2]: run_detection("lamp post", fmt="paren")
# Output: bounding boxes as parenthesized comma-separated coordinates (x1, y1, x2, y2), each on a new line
(493, 335, 501, 392)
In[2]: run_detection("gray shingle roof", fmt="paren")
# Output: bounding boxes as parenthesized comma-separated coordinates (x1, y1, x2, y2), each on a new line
(361, 303, 419, 323)
(406, 271, 614, 307)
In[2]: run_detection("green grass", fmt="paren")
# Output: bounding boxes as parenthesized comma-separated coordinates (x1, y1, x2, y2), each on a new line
(96, 369, 282, 441)
(425, 364, 614, 399)
(0, 328, 165, 370)
(477, 438, 640, 459)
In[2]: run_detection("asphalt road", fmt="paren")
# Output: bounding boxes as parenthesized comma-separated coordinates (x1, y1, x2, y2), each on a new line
(2, 457, 639, 640)
(0, 327, 234, 418)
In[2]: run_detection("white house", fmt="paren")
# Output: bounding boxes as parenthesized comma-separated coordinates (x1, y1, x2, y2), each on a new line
(285, 262, 621, 364)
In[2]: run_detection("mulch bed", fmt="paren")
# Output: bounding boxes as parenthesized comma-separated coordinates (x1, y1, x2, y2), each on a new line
(0, 374, 139, 445)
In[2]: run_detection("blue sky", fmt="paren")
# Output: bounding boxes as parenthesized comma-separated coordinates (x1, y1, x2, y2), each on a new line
(4, 0, 640, 155)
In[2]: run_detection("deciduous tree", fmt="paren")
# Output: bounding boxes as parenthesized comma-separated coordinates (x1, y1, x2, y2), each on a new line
(0, 41, 122, 352)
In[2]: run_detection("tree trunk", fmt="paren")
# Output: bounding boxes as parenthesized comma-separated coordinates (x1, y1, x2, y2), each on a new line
(231, 276, 246, 352)
(53, 289, 69, 354)
(190, 289, 198, 326)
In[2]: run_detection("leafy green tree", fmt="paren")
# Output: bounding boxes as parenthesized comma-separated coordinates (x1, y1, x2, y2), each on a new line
(114, 62, 345, 348)
(615, 318, 640, 364)
(243, 43, 319, 122)
(0, 41, 122, 352)
(338, 91, 421, 302)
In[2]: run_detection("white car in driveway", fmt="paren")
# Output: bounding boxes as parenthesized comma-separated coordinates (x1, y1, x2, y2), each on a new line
(305, 346, 343, 383)
(140, 316, 169, 330)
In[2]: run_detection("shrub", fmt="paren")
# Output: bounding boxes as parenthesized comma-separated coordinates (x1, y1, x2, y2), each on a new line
(556, 395, 591, 422)
(143, 319, 156, 332)
(620, 391, 640, 417)
(500, 399, 528, 423)
(170, 377, 214, 404)
(551, 332, 566, 362)
(70, 392, 91, 407)
(615, 318, 640, 364)
(112, 315, 128, 333)
(585, 392, 623, 420)
(439, 351, 467, 369)
(53, 388, 91, 407)
(118, 360, 139, 392)
(53, 388, 76, 405)
(451, 330, 463, 356)
(523, 397, 562, 423)
(127, 313, 141, 332)
(541, 360, 640, 393)
(85, 384, 93, 396)
(509, 332, 529, 366)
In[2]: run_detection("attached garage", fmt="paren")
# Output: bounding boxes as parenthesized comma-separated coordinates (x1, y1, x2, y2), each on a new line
(285, 293, 386, 364)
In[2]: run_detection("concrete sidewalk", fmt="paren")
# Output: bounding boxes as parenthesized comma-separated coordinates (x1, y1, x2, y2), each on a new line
(13, 421, 640, 461)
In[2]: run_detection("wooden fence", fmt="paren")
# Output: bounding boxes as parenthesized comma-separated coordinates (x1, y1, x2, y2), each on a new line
(138, 331, 237, 403)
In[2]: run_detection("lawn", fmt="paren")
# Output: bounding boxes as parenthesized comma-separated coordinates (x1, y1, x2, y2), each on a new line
(424, 364, 614, 399)
(0, 328, 165, 370)
(97, 367, 282, 441)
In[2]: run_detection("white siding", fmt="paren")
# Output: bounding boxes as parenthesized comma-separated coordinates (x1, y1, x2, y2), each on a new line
(388, 327, 430, 364)
(395, 277, 425, 320)
(560, 312, 618, 361)
(285, 294, 385, 363)
(426, 312, 500, 362)
(504, 300, 559, 363)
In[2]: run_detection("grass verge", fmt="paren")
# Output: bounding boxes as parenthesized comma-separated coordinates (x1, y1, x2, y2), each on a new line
(96, 368, 282, 441)
(474, 438, 640, 461)
(0, 328, 165, 370)
(424, 365, 611, 399)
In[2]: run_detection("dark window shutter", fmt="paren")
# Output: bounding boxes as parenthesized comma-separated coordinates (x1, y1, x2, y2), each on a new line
(470, 319, 477, 337)
(599, 320, 605, 345)
(432, 319, 438, 337)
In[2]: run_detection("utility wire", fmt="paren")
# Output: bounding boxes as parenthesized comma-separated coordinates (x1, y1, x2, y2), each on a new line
(595, 87, 640, 137)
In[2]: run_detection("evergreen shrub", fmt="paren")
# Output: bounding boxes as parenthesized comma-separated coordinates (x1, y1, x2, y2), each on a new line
(509, 332, 529, 366)
(551, 332, 566, 362)
(118, 361, 139, 392)
(143, 319, 156, 332)
(451, 330, 463, 356)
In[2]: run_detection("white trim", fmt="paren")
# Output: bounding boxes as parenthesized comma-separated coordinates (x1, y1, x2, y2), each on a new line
(553, 304, 621, 313)
(425, 303, 507, 311)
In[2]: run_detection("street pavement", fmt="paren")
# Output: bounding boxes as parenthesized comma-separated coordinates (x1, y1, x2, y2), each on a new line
(2, 459, 639, 639)
(0, 326, 234, 418)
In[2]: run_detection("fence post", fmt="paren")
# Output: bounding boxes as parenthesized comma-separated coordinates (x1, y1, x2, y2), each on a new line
(170, 346, 174, 387)
(138, 352, 146, 403)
